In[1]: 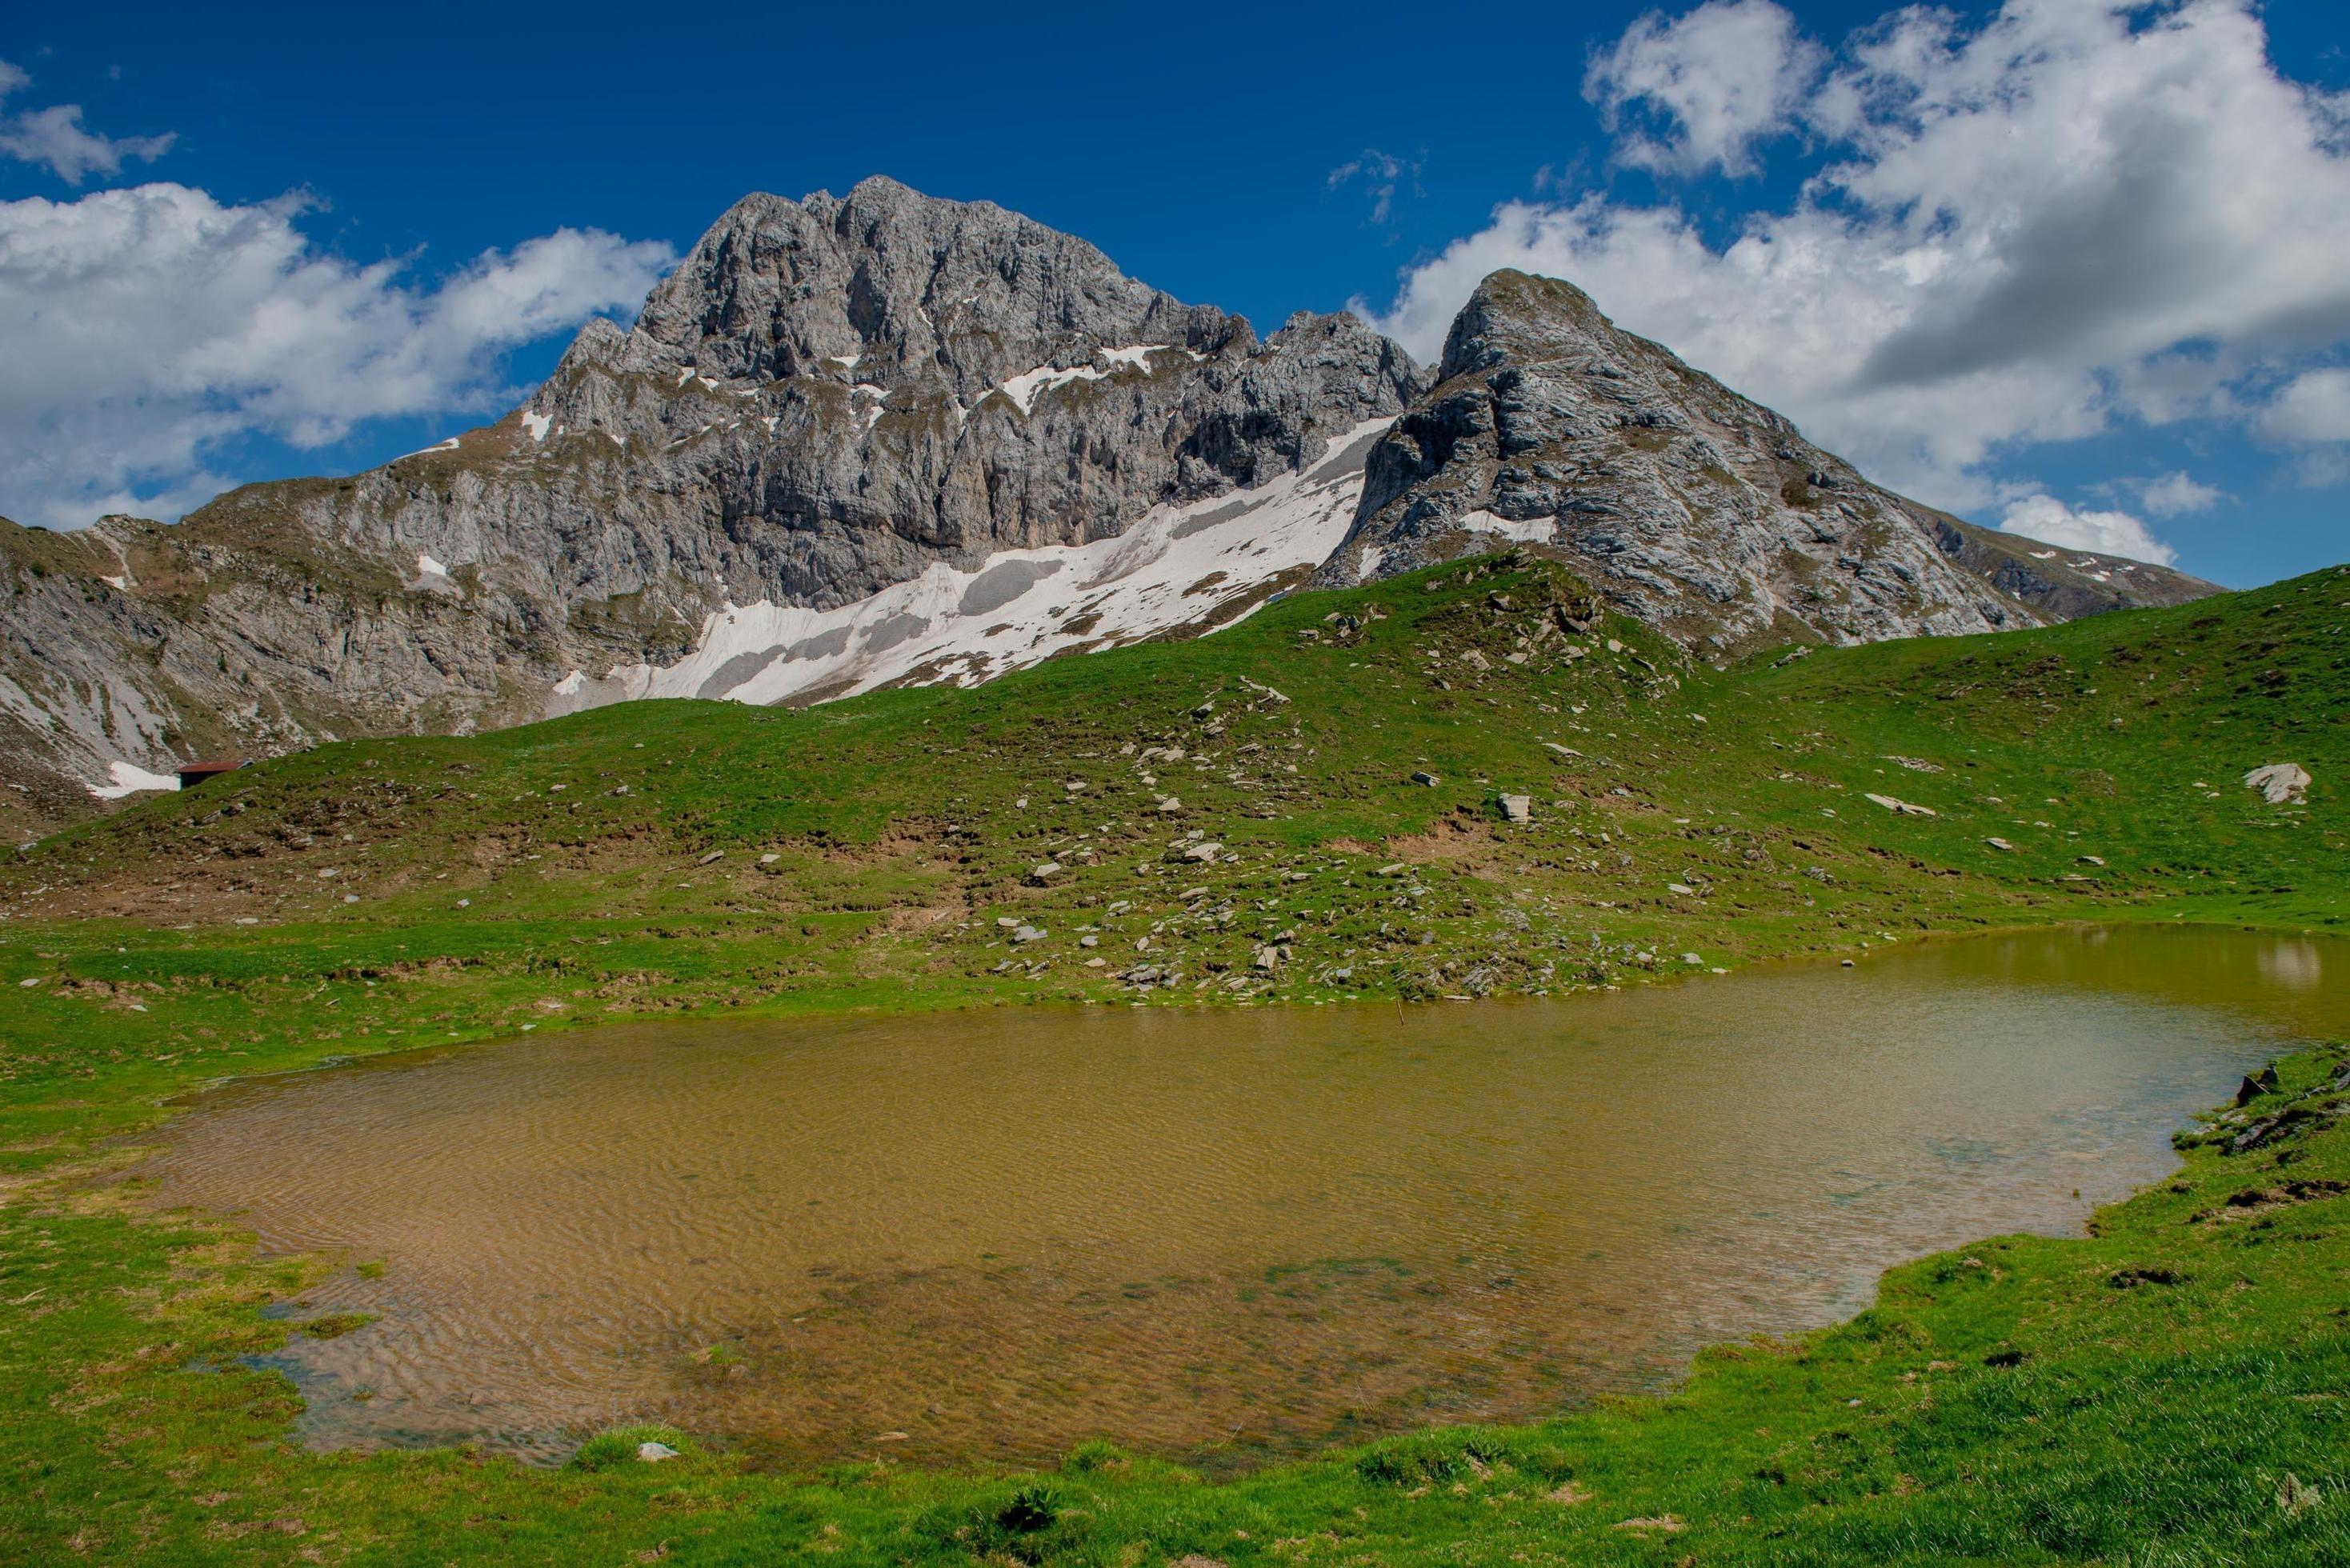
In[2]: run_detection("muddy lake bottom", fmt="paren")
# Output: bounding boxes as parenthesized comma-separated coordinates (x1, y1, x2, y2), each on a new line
(142, 926, 2347, 1471)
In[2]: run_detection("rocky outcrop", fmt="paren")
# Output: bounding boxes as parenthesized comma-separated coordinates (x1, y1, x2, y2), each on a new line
(1, 178, 1422, 838)
(1316, 270, 2213, 651)
(1920, 513, 2217, 620)
(2, 203, 2212, 842)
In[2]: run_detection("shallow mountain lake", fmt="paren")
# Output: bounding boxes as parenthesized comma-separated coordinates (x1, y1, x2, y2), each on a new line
(146, 925, 2345, 1470)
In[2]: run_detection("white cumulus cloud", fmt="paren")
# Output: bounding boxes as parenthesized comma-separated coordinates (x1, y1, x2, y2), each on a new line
(2133, 470, 2228, 518)
(1583, 0, 1824, 177)
(0, 58, 175, 183)
(1359, 1, 2350, 512)
(1999, 494, 2177, 566)
(0, 182, 675, 530)
(2258, 368, 2350, 446)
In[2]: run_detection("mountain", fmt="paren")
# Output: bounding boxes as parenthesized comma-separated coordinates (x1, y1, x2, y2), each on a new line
(0, 182, 2212, 840)
(1317, 270, 2216, 647)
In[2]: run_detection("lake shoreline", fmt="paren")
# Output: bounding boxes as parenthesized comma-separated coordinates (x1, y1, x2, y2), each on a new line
(137, 923, 2325, 1471)
(6, 989, 2344, 1562)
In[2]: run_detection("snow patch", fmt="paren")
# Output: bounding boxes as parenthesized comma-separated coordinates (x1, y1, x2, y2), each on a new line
(570, 416, 1391, 714)
(99, 574, 127, 591)
(519, 411, 551, 442)
(552, 669, 585, 696)
(417, 553, 450, 578)
(90, 761, 180, 800)
(1457, 510, 1557, 545)
(401, 437, 462, 459)
(997, 346, 1169, 415)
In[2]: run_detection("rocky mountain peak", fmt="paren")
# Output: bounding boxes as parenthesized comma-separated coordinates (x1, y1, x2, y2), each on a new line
(1435, 269, 1616, 382)
(0, 192, 2217, 843)
(1320, 265, 2212, 651)
(607, 178, 1241, 406)
(1, 180, 1430, 837)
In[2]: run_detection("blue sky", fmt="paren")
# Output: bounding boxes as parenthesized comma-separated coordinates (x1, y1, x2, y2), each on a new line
(2, 0, 2345, 587)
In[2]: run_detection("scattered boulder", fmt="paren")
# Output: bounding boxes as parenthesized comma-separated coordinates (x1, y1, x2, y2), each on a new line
(637, 1441, 679, 1463)
(1011, 925, 1046, 944)
(1180, 841, 1223, 862)
(1029, 862, 1063, 883)
(1541, 742, 1580, 758)
(1984, 837, 2016, 852)
(697, 850, 725, 866)
(1499, 794, 1533, 825)
(2236, 1066, 2281, 1106)
(1864, 793, 1937, 817)
(1411, 770, 1440, 786)
(2243, 763, 2311, 804)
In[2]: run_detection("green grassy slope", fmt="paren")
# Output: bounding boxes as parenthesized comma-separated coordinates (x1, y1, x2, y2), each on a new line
(0, 554, 2344, 1564)
(3, 554, 2342, 1165)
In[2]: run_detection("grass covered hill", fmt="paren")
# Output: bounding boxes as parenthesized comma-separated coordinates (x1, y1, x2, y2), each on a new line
(0, 552, 2344, 1564)
(2, 551, 2343, 1163)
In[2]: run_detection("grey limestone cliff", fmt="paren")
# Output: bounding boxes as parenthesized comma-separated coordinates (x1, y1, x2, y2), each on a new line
(1, 178, 1421, 836)
(1317, 270, 2215, 650)
(2, 196, 2212, 842)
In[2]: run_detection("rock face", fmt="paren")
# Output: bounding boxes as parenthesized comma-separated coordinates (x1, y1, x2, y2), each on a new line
(2244, 763, 2311, 805)
(1, 201, 2212, 840)
(1919, 513, 2218, 621)
(1317, 270, 2216, 650)
(0, 178, 1421, 836)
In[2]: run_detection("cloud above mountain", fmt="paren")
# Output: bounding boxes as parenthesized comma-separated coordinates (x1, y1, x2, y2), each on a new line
(0, 182, 673, 528)
(0, 57, 175, 183)
(1998, 494, 2176, 567)
(1359, 0, 2350, 546)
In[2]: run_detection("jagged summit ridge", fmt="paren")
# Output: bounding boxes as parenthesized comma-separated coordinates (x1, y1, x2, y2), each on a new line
(0, 179, 1424, 834)
(1320, 270, 2214, 650)
(0, 194, 2214, 839)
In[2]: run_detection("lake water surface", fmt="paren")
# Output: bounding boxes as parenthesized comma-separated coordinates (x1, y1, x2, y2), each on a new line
(147, 925, 2346, 1469)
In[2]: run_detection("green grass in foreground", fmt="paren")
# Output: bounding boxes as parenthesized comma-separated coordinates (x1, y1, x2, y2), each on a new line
(0, 554, 2344, 1562)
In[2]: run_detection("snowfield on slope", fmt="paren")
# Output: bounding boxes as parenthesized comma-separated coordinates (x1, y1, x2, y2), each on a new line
(551, 418, 1391, 717)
